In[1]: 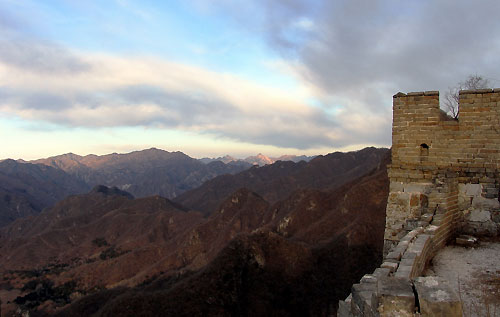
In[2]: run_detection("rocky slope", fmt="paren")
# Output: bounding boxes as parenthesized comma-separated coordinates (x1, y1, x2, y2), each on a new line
(0, 148, 390, 316)
(57, 233, 380, 317)
(57, 152, 389, 316)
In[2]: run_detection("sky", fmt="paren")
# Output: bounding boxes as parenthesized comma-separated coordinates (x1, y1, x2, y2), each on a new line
(1, 0, 500, 160)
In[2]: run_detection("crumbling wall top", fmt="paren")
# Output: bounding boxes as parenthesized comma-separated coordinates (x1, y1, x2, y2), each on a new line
(459, 88, 500, 94)
(393, 91, 439, 98)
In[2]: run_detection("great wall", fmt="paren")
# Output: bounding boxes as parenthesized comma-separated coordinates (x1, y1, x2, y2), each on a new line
(338, 89, 500, 316)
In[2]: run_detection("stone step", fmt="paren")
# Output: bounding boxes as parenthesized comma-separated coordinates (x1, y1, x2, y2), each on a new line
(413, 276, 463, 316)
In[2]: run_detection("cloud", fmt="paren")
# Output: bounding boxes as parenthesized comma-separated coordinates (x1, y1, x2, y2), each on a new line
(192, 0, 500, 148)
(0, 48, 356, 149)
(292, 17, 314, 31)
(296, 0, 500, 94)
(0, 8, 91, 75)
(8, 1, 496, 152)
(0, 37, 91, 74)
(232, 0, 500, 93)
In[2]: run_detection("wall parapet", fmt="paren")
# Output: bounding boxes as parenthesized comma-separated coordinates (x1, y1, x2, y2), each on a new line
(393, 88, 500, 98)
(393, 91, 440, 97)
(338, 221, 463, 316)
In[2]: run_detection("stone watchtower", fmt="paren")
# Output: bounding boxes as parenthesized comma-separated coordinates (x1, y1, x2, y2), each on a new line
(338, 89, 499, 316)
(384, 89, 500, 254)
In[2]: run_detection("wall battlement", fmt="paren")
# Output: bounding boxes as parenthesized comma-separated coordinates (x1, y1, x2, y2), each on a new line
(391, 89, 500, 173)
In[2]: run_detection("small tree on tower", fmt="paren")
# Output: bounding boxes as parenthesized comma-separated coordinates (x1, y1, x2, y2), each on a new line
(444, 75, 490, 119)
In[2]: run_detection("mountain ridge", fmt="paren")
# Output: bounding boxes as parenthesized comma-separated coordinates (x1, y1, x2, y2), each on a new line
(30, 148, 252, 200)
(0, 149, 254, 227)
(0, 148, 390, 315)
(199, 153, 316, 166)
(175, 147, 389, 216)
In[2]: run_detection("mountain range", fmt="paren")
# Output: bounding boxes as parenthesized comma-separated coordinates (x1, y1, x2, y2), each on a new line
(0, 148, 253, 227)
(0, 147, 390, 316)
(175, 147, 389, 215)
(199, 153, 315, 166)
(0, 148, 320, 227)
(31, 148, 252, 200)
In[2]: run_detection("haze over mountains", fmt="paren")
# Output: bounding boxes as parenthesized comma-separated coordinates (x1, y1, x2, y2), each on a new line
(0, 146, 390, 316)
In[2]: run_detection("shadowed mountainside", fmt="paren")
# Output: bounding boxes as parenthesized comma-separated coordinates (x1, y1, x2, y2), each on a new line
(0, 159, 90, 227)
(175, 147, 389, 216)
(58, 233, 379, 317)
(0, 149, 390, 316)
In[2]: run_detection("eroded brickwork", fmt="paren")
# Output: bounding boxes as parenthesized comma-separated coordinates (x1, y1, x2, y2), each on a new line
(338, 89, 500, 317)
(384, 89, 500, 253)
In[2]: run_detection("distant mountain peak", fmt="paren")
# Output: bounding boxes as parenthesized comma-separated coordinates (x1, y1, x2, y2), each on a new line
(0, 158, 17, 165)
(55, 152, 83, 159)
(244, 153, 273, 166)
(199, 155, 238, 164)
(199, 153, 316, 166)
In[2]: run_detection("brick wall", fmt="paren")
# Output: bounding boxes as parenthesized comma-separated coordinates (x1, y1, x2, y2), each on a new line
(338, 89, 500, 316)
(384, 89, 500, 252)
(391, 90, 500, 173)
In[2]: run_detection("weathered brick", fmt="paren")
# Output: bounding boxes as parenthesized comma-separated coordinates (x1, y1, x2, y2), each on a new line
(380, 89, 500, 315)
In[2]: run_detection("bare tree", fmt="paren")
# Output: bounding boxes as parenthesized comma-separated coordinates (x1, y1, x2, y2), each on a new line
(444, 75, 490, 119)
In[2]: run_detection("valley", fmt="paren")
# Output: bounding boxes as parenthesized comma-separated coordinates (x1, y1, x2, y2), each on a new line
(0, 147, 389, 316)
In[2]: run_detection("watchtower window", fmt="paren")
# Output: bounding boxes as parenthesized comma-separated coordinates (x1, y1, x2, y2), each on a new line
(420, 143, 429, 156)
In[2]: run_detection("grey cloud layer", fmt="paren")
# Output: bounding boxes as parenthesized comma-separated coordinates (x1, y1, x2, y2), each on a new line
(302, 1, 500, 93)
(199, 0, 500, 148)
(0, 33, 91, 74)
(248, 0, 500, 93)
(0, 84, 236, 125)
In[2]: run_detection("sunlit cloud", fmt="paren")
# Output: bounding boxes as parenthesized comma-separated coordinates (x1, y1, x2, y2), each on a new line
(0, 45, 359, 150)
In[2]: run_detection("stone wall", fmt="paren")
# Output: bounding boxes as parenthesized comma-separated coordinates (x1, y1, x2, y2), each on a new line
(338, 89, 500, 316)
(385, 89, 500, 253)
(338, 216, 464, 316)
